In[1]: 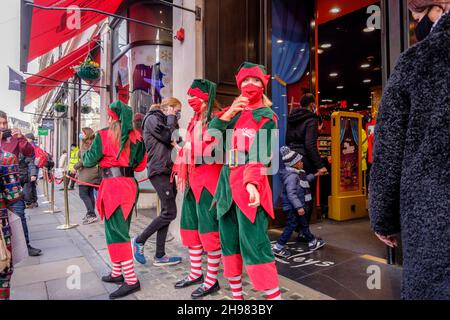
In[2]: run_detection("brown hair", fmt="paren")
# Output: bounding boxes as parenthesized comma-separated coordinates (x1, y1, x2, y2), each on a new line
(81, 127, 95, 149)
(161, 97, 182, 113)
(0, 110, 7, 120)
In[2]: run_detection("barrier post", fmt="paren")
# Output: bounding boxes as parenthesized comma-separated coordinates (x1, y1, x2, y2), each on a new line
(44, 169, 61, 214)
(42, 168, 50, 204)
(57, 172, 78, 230)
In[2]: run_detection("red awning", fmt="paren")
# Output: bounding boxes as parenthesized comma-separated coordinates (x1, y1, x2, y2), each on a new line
(23, 37, 99, 108)
(317, 0, 379, 25)
(21, 0, 123, 71)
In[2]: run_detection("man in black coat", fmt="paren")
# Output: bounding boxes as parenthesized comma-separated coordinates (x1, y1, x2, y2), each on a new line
(370, 1, 449, 300)
(133, 101, 183, 267)
(286, 94, 328, 176)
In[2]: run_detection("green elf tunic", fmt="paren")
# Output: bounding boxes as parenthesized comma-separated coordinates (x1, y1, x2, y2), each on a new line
(172, 79, 222, 252)
(83, 101, 147, 263)
(208, 62, 279, 291)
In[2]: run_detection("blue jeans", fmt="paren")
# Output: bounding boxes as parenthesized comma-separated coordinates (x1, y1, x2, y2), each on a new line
(278, 207, 315, 246)
(8, 199, 29, 245)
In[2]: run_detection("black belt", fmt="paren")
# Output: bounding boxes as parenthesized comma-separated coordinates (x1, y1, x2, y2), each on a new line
(102, 167, 134, 178)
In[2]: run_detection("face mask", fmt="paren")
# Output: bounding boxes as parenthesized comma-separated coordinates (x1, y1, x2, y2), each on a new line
(79, 133, 84, 141)
(176, 111, 181, 120)
(188, 97, 204, 113)
(241, 83, 264, 107)
(71, 146, 75, 150)
(415, 14, 434, 41)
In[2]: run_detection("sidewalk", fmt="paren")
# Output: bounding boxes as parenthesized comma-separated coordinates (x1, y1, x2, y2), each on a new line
(10, 181, 333, 300)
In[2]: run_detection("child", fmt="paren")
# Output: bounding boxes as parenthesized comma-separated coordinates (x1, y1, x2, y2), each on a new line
(273, 146, 325, 258)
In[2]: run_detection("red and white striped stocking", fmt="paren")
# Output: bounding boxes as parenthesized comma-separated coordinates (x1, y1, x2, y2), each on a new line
(228, 275, 243, 300)
(203, 250, 221, 289)
(188, 245, 203, 281)
(265, 287, 282, 300)
(121, 260, 138, 285)
(111, 262, 122, 278)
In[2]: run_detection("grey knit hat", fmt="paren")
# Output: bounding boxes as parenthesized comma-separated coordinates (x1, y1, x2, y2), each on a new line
(280, 146, 303, 167)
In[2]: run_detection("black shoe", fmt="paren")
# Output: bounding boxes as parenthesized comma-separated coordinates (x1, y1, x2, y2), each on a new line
(191, 281, 220, 299)
(109, 281, 141, 299)
(28, 245, 42, 256)
(101, 273, 125, 284)
(296, 234, 309, 243)
(175, 275, 204, 289)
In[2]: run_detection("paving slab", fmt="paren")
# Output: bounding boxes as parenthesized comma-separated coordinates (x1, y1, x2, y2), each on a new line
(38, 243, 83, 264)
(10, 281, 48, 300)
(11, 257, 94, 287)
(46, 271, 107, 300)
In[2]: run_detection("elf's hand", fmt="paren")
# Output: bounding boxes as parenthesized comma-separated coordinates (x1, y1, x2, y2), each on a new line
(297, 208, 305, 216)
(246, 183, 260, 208)
(221, 96, 247, 121)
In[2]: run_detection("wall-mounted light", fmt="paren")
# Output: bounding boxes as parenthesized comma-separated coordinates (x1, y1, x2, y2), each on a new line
(329, 7, 341, 14)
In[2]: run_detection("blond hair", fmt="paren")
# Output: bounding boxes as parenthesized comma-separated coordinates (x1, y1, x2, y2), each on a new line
(108, 120, 122, 147)
(263, 94, 273, 108)
(161, 97, 182, 113)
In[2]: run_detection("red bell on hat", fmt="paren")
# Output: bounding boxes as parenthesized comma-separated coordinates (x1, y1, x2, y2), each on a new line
(175, 27, 185, 42)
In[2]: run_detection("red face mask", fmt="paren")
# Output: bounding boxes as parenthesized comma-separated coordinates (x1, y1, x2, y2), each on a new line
(241, 83, 264, 108)
(188, 97, 204, 113)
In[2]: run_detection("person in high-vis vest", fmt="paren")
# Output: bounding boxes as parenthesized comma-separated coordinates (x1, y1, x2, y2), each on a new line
(67, 143, 79, 190)
(82, 101, 147, 299)
(208, 62, 281, 300)
(172, 79, 223, 299)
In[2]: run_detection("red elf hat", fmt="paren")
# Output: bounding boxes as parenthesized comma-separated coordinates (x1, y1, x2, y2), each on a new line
(235, 61, 271, 89)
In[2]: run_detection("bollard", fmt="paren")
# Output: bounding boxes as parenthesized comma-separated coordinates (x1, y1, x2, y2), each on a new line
(43, 169, 61, 214)
(42, 168, 50, 204)
(56, 172, 78, 230)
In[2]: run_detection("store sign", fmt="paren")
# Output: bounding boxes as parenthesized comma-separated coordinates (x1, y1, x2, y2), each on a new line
(41, 118, 54, 130)
(38, 127, 49, 136)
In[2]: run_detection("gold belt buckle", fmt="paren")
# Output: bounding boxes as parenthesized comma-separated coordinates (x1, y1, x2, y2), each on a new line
(228, 149, 238, 168)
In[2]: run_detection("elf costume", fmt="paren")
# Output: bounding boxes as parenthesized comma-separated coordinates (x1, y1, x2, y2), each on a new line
(208, 62, 281, 300)
(82, 101, 147, 299)
(172, 79, 223, 298)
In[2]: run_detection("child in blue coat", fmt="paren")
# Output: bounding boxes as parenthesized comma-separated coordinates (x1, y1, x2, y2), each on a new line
(273, 146, 325, 258)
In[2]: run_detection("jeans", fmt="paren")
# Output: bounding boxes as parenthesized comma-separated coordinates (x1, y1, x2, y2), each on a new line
(79, 185, 96, 216)
(23, 181, 37, 205)
(136, 174, 177, 258)
(278, 207, 315, 246)
(8, 199, 29, 245)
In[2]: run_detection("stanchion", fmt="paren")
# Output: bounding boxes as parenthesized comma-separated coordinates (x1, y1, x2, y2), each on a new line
(44, 169, 61, 214)
(57, 172, 78, 230)
(42, 168, 50, 204)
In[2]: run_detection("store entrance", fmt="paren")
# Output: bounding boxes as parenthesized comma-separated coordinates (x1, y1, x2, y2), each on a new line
(269, 0, 402, 299)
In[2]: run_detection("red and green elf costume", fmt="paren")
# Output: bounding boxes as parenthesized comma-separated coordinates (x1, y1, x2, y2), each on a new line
(82, 101, 147, 286)
(208, 62, 281, 299)
(172, 79, 222, 291)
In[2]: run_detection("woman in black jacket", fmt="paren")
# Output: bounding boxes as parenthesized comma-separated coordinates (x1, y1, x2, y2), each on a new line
(286, 93, 327, 176)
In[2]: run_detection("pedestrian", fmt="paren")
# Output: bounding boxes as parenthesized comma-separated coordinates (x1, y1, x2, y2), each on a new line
(67, 143, 79, 190)
(286, 93, 328, 177)
(23, 133, 39, 208)
(58, 150, 68, 170)
(82, 101, 148, 299)
(208, 62, 281, 300)
(0, 110, 41, 257)
(171, 79, 223, 299)
(0, 142, 21, 300)
(73, 127, 101, 225)
(133, 97, 183, 267)
(133, 112, 144, 135)
(273, 146, 325, 258)
(369, 1, 450, 300)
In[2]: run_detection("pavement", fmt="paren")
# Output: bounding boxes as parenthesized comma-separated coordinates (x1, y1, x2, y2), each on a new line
(10, 180, 333, 300)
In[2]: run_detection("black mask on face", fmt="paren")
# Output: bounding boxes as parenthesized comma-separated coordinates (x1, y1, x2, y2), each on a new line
(415, 14, 434, 42)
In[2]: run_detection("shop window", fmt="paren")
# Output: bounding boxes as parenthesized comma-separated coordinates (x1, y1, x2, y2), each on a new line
(112, 19, 128, 59)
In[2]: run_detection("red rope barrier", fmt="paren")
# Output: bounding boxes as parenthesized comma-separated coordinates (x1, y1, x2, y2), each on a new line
(64, 175, 149, 188)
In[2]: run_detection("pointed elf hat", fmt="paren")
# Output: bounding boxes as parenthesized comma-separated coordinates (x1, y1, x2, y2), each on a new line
(235, 61, 271, 90)
(106, 100, 133, 159)
(187, 79, 217, 122)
